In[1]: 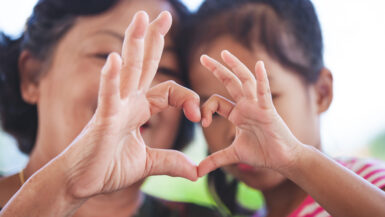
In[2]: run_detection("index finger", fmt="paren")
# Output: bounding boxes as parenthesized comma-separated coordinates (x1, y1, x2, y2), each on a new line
(146, 80, 201, 123)
(221, 50, 257, 99)
(200, 55, 244, 102)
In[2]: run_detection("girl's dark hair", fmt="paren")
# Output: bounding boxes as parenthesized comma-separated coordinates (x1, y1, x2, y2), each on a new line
(0, 0, 192, 154)
(186, 0, 324, 84)
(184, 0, 324, 215)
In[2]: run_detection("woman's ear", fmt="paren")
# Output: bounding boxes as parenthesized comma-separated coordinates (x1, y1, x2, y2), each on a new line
(315, 67, 333, 114)
(18, 50, 42, 105)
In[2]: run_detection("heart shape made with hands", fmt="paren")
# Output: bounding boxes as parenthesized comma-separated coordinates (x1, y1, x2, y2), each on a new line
(68, 10, 297, 199)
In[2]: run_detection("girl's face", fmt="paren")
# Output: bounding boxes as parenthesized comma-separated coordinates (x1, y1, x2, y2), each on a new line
(24, 0, 183, 158)
(189, 36, 325, 190)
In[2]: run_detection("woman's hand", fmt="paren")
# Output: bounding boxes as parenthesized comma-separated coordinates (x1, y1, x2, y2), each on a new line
(197, 50, 302, 177)
(62, 11, 201, 199)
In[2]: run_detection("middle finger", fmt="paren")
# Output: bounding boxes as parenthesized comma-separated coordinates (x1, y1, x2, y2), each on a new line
(139, 11, 172, 90)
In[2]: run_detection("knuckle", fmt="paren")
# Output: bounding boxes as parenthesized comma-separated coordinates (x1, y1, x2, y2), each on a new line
(221, 76, 233, 86)
(165, 80, 177, 86)
(122, 61, 141, 72)
(192, 92, 200, 101)
(210, 94, 221, 101)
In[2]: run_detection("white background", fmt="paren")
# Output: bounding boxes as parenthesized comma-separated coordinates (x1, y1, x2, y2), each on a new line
(1, 0, 385, 174)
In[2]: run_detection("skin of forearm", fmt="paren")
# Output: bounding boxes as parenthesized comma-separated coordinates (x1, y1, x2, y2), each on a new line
(0, 155, 86, 217)
(280, 144, 385, 217)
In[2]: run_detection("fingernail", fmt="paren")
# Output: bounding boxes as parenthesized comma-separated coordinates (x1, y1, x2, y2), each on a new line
(222, 50, 230, 56)
(130, 11, 148, 39)
(157, 11, 172, 36)
(258, 61, 265, 68)
(136, 10, 149, 20)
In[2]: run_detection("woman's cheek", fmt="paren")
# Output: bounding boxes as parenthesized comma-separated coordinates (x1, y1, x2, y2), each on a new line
(149, 108, 182, 149)
(80, 62, 103, 113)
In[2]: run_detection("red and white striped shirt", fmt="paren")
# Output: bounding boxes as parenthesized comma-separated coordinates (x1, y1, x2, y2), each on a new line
(287, 157, 385, 217)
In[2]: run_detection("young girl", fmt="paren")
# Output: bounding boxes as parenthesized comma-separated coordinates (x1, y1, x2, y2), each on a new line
(186, 0, 385, 216)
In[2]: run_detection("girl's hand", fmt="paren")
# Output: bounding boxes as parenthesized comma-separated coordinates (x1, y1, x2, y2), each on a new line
(63, 11, 201, 199)
(197, 50, 302, 177)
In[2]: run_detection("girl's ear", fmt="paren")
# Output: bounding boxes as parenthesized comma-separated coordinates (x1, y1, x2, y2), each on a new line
(315, 67, 333, 114)
(18, 50, 42, 105)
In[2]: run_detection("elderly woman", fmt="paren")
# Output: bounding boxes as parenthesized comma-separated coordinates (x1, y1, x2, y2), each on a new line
(0, 0, 219, 216)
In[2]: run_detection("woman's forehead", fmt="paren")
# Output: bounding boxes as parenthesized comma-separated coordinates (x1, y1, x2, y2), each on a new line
(66, 0, 179, 57)
(75, 0, 177, 36)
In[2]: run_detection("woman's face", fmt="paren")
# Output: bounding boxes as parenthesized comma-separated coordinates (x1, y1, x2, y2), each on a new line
(189, 36, 323, 191)
(31, 0, 183, 158)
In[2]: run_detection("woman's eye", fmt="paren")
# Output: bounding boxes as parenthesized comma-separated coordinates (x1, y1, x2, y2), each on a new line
(212, 112, 220, 119)
(271, 93, 279, 100)
(157, 67, 181, 81)
(93, 53, 110, 60)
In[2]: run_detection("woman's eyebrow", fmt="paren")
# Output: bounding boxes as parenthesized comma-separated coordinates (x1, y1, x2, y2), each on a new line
(164, 46, 177, 53)
(94, 30, 124, 41)
(158, 66, 180, 78)
(91, 32, 180, 78)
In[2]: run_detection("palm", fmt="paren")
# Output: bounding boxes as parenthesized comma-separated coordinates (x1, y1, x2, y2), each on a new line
(93, 94, 150, 193)
(64, 12, 200, 199)
(198, 51, 298, 177)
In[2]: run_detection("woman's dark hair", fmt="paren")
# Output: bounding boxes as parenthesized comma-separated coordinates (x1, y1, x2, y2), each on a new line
(0, 0, 192, 154)
(183, 0, 324, 215)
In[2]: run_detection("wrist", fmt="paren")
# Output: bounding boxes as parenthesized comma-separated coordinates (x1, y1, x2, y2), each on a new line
(4, 154, 88, 216)
(56, 145, 94, 202)
(274, 138, 308, 175)
(277, 143, 319, 179)
(44, 154, 87, 209)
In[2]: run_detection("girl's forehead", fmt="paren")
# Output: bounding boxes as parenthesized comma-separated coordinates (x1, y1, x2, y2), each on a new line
(192, 36, 273, 78)
(189, 36, 310, 95)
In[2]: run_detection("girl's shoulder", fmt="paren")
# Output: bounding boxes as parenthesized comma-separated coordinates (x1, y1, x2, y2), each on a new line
(288, 157, 385, 217)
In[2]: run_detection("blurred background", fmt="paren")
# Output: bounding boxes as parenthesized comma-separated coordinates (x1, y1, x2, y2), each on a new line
(1, 0, 385, 208)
